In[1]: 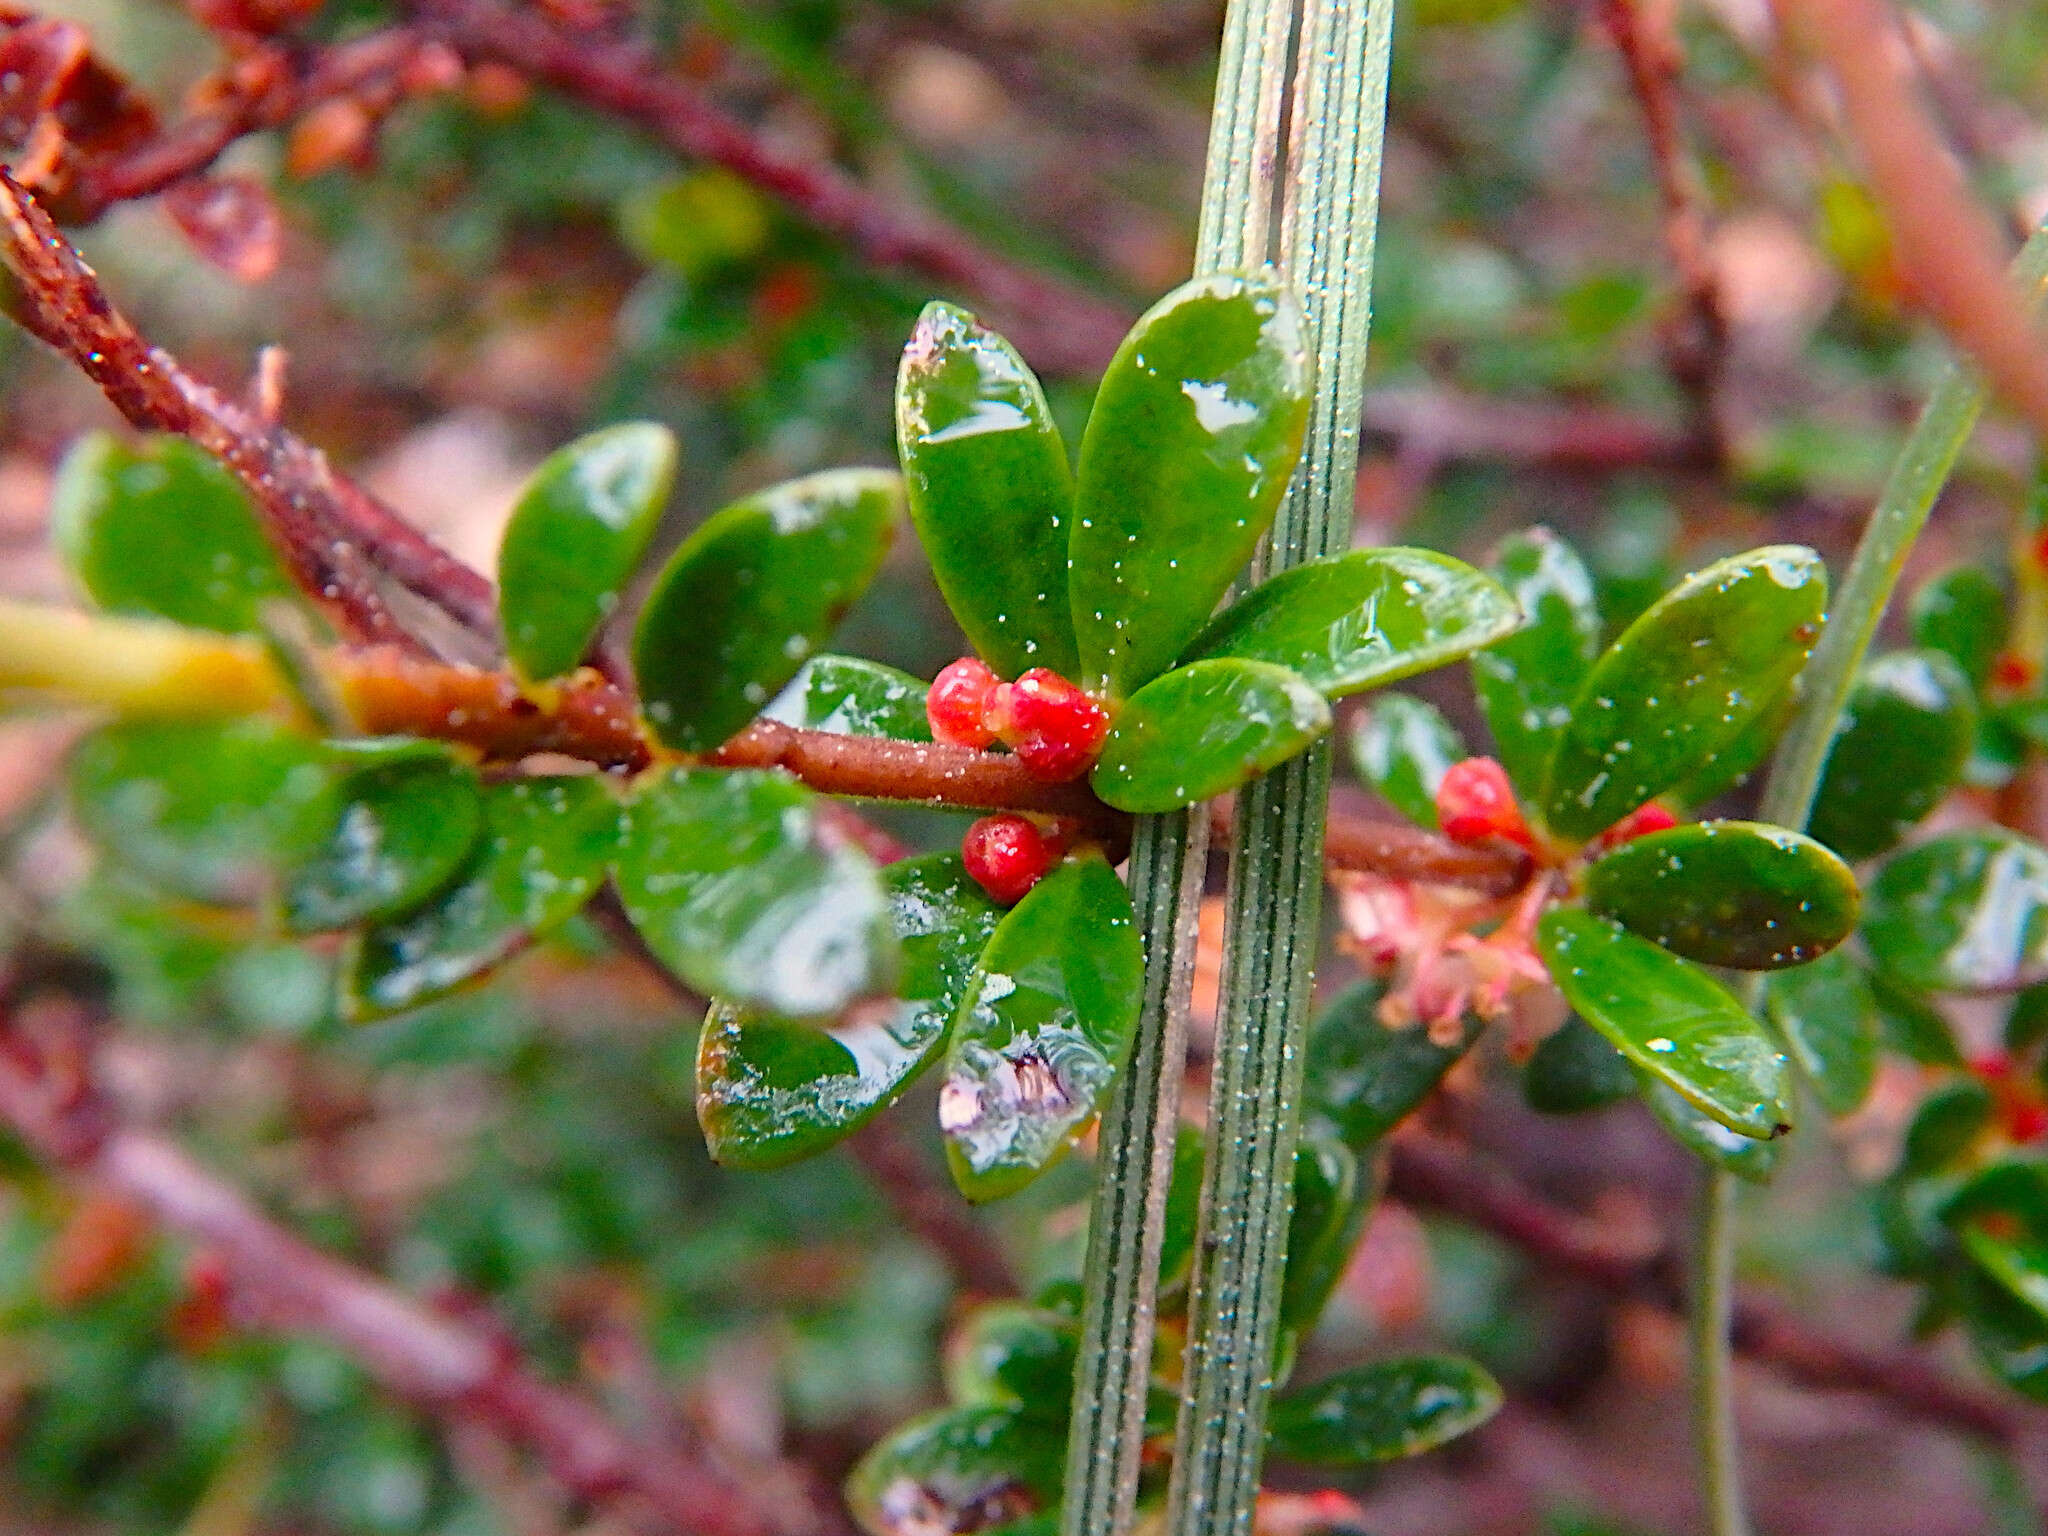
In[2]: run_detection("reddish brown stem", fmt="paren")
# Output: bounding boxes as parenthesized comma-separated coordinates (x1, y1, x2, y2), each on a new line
(1321, 811, 1531, 897)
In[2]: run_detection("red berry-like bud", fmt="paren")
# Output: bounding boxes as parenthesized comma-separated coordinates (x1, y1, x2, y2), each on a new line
(2009, 1100, 2048, 1145)
(1596, 801, 1679, 850)
(1992, 651, 2038, 692)
(989, 668, 1111, 782)
(1434, 757, 1534, 849)
(962, 814, 1063, 905)
(1971, 1051, 2015, 1082)
(928, 657, 1002, 748)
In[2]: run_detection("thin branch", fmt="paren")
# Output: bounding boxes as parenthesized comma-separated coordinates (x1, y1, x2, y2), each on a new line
(1359, 386, 1710, 471)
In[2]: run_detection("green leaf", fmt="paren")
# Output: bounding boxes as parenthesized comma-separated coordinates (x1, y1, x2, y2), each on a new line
(498, 422, 677, 682)
(943, 1304, 1078, 1419)
(1809, 650, 1975, 861)
(1764, 950, 1878, 1116)
(1911, 564, 2008, 691)
(1267, 1356, 1502, 1464)
(1347, 693, 1464, 828)
(1470, 527, 1601, 798)
(1090, 658, 1330, 813)
(284, 749, 485, 934)
(1156, 1124, 1207, 1296)
(1536, 908, 1790, 1139)
(762, 654, 932, 740)
(695, 854, 1001, 1168)
(1871, 969, 1963, 1065)
(1301, 980, 1480, 1149)
(616, 767, 896, 1018)
(632, 469, 899, 752)
(896, 302, 1079, 679)
(939, 854, 1143, 1201)
(1582, 819, 1860, 970)
(1541, 546, 1827, 841)
(1522, 1015, 1636, 1114)
(1964, 1278, 2048, 1404)
(1069, 273, 1310, 698)
(1668, 678, 1796, 811)
(1279, 1134, 1369, 1355)
(1900, 1080, 1992, 1174)
(69, 718, 337, 904)
(52, 433, 299, 635)
(1639, 1071, 1784, 1182)
(1864, 830, 2048, 994)
(1180, 547, 1519, 699)
(845, 1404, 1061, 1536)
(344, 777, 617, 1018)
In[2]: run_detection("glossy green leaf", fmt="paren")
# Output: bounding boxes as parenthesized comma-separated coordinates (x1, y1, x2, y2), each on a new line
(1279, 1134, 1370, 1353)
(1809, 650, 1975, 861)
(939, 854, 1143, 1201)
(616, 767, 896, 1018)
(696, 854, 1001, 1168)
(1944, 1161, 2048, 1242)
(69, 718, 336, 904)
(1965, 1276, 2048, 1403)
(1541, 546, 1827, 841)
(1583, 819, 1859, 970)
(1348, 693, 1464, 828)
(1900, 1080, 1993, 1174)
(1871, 969, 1963, 1065)
(1667, 678, 1796, 811)
(1302, 980, 1480, 1149)
(1639, 1072, 1784, 1182)
(1764, 949, 1878, 1116)
(944, 1304, 1078, 1419)
(52, 433, 298, 635)
(345, 777, 617, 1019)
(896, 302, 1078, 679)
(1267, 1356, 1502, 1464)
(284, 750, 485, 934)
(498, 422, 676, 682)
(1522, 1015, 1636, 1114)
(1470, 527, 1601, 798)
(2008, 983, 2048, 1052)
(1864, 830, 2048, 994)
(633, 469, 899, 752)
(1090, 658, 1330, 813)
(1181, 547, 1518, 699)
(1069, 273, 1310, 697)
(762, 654, 931, 740)
(845, 1404, 1062, 1536)
(1911, 564, 2008, 690)
(1536, 908, 1790, 1138)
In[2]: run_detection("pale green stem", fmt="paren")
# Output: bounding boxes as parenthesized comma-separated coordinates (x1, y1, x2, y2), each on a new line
(1691, 1171, 1750, 1536)
(1165, 5, 1397, 1535)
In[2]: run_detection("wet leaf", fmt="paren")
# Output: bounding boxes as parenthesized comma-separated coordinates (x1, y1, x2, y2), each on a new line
(1470, 527, 1601, 798)
(284, 748, 485, 934)
(1809, 650, 1975, 862)
(1872, 969, 1963, 1065)
(1901, 1080, 1993, 1174)
(1667, 679, 1796, 811)
(762, 654, 932, 740)
(1639, 1071, 1784, 1182)
(944, 1304, 1078, 1419)
(696, 854, 1001, 1168)
(1181, 547, 1518, 699)
(1911, 564, 2008, 690)
(1583, 819, 1859, 970)
(1347, 693, 1464, 828)
(1302, 980, 1480, 1149)
(498, 422, 677, 682)
(1964, 1278, 2048, 1404)
(1864, 831, 2048, 994)
(1279, 1133, 1370, 1353)
(1536, 908, 1790, 1139)
(345, 777, 617, 1019)
(69, 718, 335, 904)
(1764, 949, 1878, 1116)
(1522, 1015, 1636, 1114)
(1070, 273, 1310, 698)
(633, 469, 899, 752)
(616, 768, 896, 1018)
(939, 854, 1143, 1201)
(845, 1404, 1062, 1536)
(1267, 1355, 1502, 1464)
(1090, 658, 1330, 813)
(896, 303, 1079, 679)
(1541, 546, 1827, 841)
(52, 434, 299, 635)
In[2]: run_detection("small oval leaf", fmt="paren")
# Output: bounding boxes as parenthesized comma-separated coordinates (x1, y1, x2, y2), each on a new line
(1541, 546, 1827, 841)
(1583, 819, 1860, 970)
(1302, 980, 1480, 1148)
(897, 303, 1079, 679)
(1639, 1071, 1784, 1182)
(1864, 830, 2048, 995)
(633, 469, 899, 752)
(1809, 649, 1976, 862)
(939, 854, 1143, 1201)
(1279, 1134, 1369, 1354)
(1536, 907, 1790, 1139)
(1347, 693, 1465, 828)
(1181, 547, 1518, 699)
(1090, 658, 1330, 813)
(845, 1405, 1061, 1536)
(1070, 274, 1310, 698)
(1267, 1355, 1502, 1465)
(762, 654, 932, 740)
(1763, 949, 1878, 1116)
(284, 749, 485, 933)
(1911, 564, 2008, 690)
(1522, 1015, 1637, 1114)
(944, 1304, 1078, 1419)
(617, 767, 897, 1018)
(1470, 527, 1601, 799)
(499, 422, 677, 682)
